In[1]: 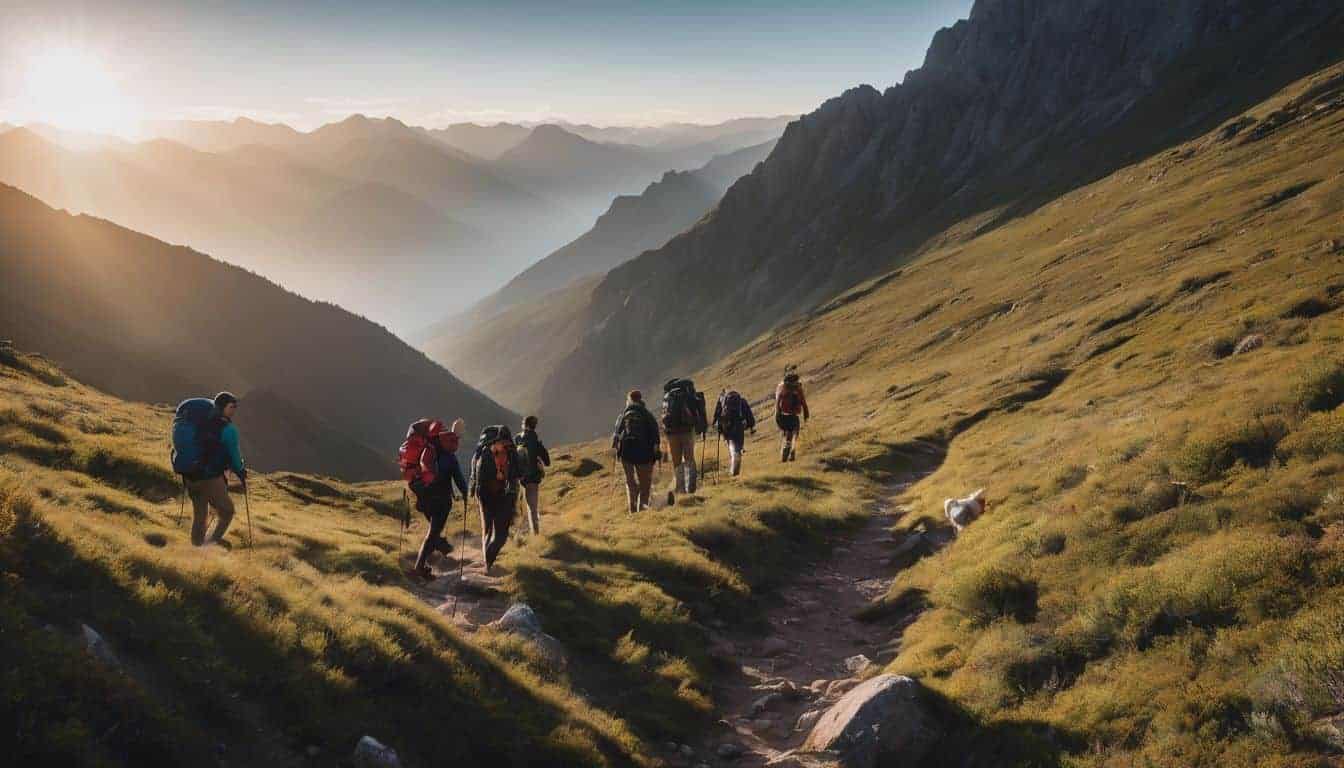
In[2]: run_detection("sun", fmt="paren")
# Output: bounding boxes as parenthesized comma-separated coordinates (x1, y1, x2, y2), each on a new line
(18, 47, 137, 137)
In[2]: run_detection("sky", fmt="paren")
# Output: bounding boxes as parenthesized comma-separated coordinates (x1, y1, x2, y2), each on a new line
(0, 0, 974, 135)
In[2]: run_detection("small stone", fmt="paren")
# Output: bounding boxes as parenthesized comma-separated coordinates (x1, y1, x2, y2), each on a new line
(795, 709, 823, 733)
(717, 742, 743, 759)
(1233, 334, 1265, 355)
(760, 637, 789, 657)
(493, 603, 543, 635)
(352, 736, 402, 768)
(844, 654, 873, 675)
(679, 744, 695, 758)
(81, 623, 119, 668)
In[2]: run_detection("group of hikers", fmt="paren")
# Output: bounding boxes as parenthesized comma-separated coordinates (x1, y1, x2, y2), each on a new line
(169, 370, 808, 580)
(610, 371, 809, 515)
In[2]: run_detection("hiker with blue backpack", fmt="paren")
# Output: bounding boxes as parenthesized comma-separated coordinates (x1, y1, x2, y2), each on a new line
(713, 389, 756, 477)
(170, 392, 246, 547)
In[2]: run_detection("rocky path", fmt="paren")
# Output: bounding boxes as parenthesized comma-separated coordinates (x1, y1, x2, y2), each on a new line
(399, 522, 512, 629)
(685, 468, 949, 767)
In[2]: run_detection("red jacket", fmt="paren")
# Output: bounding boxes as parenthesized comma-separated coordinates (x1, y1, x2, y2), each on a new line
(775, 381, 810, 419)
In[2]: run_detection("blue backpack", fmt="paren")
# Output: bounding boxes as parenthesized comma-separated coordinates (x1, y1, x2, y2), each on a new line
(170, 398, 223, 476)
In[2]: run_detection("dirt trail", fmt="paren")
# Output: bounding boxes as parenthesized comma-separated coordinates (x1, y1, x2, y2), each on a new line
(690, 455, 949, 766)
(398, 520, 513, 628)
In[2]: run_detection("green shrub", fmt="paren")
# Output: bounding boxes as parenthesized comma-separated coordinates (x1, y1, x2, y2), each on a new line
(1294, 361, 1344, 413)
(1280, 410, 1344, 460)
(1173, 418, 1287, 483)
(942, 561, 1039, 626)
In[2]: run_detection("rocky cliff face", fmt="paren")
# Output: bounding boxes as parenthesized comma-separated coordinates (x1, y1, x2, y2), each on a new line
(540, 0, 1343, 440)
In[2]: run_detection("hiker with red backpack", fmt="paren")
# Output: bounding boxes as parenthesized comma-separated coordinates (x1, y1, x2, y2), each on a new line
(171, 392, 246, 548)
(469, 425, 523, 573)
(398, 418, 467, 580)
(713, 389, 756, 477)
(775, 369, 810, 462)
(612, 390, 661, 514)
(661, 378, 708, 505)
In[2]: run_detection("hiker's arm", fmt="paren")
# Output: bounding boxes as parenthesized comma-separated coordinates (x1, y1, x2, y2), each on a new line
(712, 401, 723, 430)
(745, 402, 756, 429)
(801, 392, 810, 421)
(538, 440, 551, 466)
(221, 424, 246, 477)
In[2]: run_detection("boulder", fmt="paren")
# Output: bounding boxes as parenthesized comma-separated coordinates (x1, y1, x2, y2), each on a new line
(843, 654, 873, 675)
(1233, 334, 1265, 355)
(801, 675, 940, 768)
(490, 602, 567, 670)
(351, 735, 402, 768)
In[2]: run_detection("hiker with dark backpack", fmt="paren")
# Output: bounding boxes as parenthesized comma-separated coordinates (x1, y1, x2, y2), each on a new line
(469, 425, 523, 573)
(514, 415, 551, 534)
(775, 370, 810, 462)
(661, 378, 707, 505)
(612, 390, 661, 514)
(171, 392, 246, 547)
(397, 418, 467, 580)
(713, 389, 756, 477)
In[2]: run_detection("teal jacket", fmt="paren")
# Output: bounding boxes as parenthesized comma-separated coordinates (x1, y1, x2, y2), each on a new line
(206, 419, 246, 478)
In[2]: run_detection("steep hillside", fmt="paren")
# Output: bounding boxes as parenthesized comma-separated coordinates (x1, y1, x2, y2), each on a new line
(420, 140, 776, 413)
(0, 349, 652, 767)
(538, 0, 1344, 441)
(0, 184, 516, 479)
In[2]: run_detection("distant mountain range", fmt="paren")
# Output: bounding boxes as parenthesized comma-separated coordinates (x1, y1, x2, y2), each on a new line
(418, 138, 777, 412)
(0, 183, 516, 480)
(0, 115, 789, 332)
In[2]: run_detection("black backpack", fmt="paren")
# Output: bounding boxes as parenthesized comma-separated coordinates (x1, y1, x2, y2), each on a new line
(616, 406, 655, 463)
(719, 390, 744, 430)
(663, 378, 708, 433)
(473, 425, 517, 497)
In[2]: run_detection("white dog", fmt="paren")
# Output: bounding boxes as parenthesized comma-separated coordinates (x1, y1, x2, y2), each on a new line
(944, 489, 988, 533)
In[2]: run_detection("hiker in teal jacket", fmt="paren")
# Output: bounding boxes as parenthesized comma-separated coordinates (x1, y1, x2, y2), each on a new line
(188, 392, 246, 547)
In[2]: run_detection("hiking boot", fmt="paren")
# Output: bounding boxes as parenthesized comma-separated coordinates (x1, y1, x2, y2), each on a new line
(414, 564, 435, 581)
(433, 536, 454, 555)
(666, 490, 676, 507)
(789, 448, 797, 461)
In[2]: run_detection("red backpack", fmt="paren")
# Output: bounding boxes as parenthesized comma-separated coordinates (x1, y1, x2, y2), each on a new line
(398, 419, 444, 485)
(778, 380, 804, 416)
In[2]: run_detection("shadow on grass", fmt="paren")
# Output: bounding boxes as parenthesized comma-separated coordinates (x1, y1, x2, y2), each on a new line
(920, 683, 1082, 768)
(9, 510, 641, 767)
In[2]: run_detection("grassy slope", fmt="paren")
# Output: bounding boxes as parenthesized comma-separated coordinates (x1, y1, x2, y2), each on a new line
(0, 349, 647, 767)
(6, 63, 1344, 768)
(681, 63, 1344, 765)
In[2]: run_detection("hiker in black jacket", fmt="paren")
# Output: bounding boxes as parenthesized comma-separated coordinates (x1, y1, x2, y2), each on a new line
(612, 390, 661, 514)
(469, 426, 523, 573)
(713, 389, 756, 477)
(515, 415, 551, 534)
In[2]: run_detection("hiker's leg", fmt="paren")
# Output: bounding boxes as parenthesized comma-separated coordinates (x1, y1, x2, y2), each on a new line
(204, 476, 235, 542)
(417, 503, 449, 568)
(524, 483, 541, 533)
(684, 436, 698, 493)
(666, 433, 686, 493)
(479, 499, 493, 564)
(636, 462, 654, 510)
(485, 496, 514, 565)
(187, 479, 209, 546)
(729, 437, 743, 476)
(622, 461, 639, 513)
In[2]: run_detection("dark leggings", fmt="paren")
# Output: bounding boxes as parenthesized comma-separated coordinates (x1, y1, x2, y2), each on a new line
(479, 493, 517, 568)
(414, 489, 454, 570)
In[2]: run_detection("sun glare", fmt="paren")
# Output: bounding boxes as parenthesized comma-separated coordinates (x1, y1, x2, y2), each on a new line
(18, 47, 137, 137)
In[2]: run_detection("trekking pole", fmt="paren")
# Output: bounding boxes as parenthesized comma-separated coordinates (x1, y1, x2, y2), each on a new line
(243, 480, 254, 550)
(452, 494, 467, 620)
(609, 452, 619, 515)
(177, 478, 186, 527)
(715, 433, 720, 484)
(699, 431, 706, 491)
(399, 488, 409, 568)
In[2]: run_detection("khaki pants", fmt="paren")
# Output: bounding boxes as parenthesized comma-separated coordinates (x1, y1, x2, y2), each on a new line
(666, 431, 698, 493)
(187, 475, 234, 546)
(621, 461, 654, 514)
(523, 483, 541, 534)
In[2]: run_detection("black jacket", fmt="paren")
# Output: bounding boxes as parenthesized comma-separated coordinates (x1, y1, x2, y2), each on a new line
(612, 403, 660, 464)
(713, 393, 756, 435)
(514, 429, 551, 484)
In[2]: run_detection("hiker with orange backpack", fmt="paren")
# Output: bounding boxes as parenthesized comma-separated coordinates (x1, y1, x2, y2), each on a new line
(469, 425, 523, 573)
(713, 389, 756, 477)
(398, 418, 467, 580)
(775, 370, 810, 462)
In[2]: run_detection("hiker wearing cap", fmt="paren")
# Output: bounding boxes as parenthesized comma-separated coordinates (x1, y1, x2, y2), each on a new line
(612, 390, 661, 514)
(183, 392, 245, 547)
(714, 389, 756, 477)
(514, 415, 551, 534)
(469, 424, 523, 573)
(775, 372, 810, 462)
